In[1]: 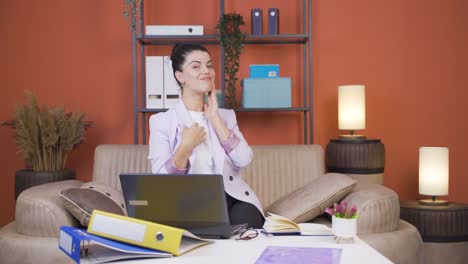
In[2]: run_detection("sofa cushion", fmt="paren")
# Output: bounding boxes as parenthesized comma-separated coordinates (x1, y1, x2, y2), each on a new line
(266, 173, 357, 223)
(15, 180, 83, 237)
(60, 182, 127, 227)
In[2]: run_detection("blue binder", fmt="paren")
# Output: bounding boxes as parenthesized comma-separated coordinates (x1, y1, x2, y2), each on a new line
(58, 226, 171, 264)
(268, 8, 280, 34)
(251, 8, 263, 35)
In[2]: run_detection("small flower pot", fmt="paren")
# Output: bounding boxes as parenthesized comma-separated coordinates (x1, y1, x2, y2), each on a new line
(332, 215, 357, 239)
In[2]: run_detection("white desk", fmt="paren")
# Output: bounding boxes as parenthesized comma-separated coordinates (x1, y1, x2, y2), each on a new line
(117, 235, 392, 264)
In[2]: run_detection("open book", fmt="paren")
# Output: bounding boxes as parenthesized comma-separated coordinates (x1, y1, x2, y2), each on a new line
(263, 213, 334, 236)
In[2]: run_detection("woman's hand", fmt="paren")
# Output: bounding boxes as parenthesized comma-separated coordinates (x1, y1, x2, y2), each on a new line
(204, 84, 220, 122)
(181, 123, 206, 150)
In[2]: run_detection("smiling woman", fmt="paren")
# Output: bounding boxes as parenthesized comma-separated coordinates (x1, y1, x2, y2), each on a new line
(146, 43, 265, 229)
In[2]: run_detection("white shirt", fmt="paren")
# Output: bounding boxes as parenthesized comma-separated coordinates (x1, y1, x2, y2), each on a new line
(188, 111, 215, 174)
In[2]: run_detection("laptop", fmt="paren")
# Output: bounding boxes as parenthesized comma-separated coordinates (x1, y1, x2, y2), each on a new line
(119, 173, 244, 239)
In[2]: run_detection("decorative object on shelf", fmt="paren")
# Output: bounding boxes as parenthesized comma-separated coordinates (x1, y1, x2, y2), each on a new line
(418, 147, 449, 206)
(268, 8, 280, 34)
(2, 92, 91, 199)
(123, 0, 142, 34)
(338, 85, 366, 140)
(216, 12, 246, 109)
(326, 201, 358, 243)
(251, 9, 262, 35)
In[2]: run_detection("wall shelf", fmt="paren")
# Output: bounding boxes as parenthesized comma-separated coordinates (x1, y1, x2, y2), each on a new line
(130, 0, 313, 144)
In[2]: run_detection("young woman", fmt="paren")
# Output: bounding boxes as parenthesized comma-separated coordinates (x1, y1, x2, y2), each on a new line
(148, 44, 264, 228)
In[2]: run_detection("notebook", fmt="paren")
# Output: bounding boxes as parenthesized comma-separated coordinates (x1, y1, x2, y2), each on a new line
(120, 173, 240, 239)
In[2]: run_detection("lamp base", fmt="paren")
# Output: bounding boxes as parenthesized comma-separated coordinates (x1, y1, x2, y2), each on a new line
(338, 134, 367, 140)
(418, 199, 449, 206)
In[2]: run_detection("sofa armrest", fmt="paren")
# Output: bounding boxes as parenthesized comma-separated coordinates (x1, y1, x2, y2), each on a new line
(15, 180, 83, 237)
(343, 183, 400, 234)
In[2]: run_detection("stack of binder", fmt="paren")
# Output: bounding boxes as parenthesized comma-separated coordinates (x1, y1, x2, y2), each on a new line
(146, 56, 181, 109)
(59, 210, 213, 263)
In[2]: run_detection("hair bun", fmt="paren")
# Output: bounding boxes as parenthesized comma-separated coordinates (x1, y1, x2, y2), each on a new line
(171, 44, 183, 59)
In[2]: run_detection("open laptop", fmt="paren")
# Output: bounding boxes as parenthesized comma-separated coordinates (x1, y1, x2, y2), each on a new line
(119, 173, 243, 239)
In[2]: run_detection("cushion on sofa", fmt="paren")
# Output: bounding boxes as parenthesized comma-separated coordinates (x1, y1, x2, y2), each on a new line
(15, 180, 83, 237)
(60, 182, 127, 227)
(266, 173, 357, 223)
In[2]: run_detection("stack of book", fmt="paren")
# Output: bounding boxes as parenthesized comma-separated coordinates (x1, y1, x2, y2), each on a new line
(59, 210, 213, 264)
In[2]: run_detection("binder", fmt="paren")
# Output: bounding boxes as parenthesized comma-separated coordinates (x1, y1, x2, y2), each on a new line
(163, 56, 181, 108)
(87, 210, 213, 256)
(268, 8, 280, 34)
(251, 9, 263, 35)
(59, 226, 171, 264)
(146, 56, 164, 109)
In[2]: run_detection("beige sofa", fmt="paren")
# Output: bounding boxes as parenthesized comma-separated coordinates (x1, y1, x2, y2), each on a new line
(0, 144, 422, 263)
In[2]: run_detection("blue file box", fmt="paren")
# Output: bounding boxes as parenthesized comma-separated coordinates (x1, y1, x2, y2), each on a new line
(249, 64, 280, 78)
(242, 78, 291, 108)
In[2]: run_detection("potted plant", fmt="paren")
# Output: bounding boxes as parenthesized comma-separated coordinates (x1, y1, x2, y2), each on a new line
(2, 92, 90, 199)
(326, 201, 358, 241)
(216, 12, 246, 109)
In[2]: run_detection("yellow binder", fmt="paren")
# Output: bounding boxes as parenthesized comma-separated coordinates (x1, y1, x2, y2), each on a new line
(87, 210, 213, 256)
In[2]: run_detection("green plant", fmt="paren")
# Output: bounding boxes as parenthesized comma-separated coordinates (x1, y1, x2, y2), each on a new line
(123, 0, 142, 33)
(2, 92, 90, 171)
(216, 12, 246, 109)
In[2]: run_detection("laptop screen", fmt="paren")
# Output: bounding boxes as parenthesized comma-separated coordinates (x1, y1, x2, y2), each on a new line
(119, 174, 230, 229)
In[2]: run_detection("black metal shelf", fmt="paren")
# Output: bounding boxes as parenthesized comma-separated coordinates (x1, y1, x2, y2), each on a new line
(131, 0, 313, 144)
(138, 107, 311, 113)
(138, 34, 309, 45)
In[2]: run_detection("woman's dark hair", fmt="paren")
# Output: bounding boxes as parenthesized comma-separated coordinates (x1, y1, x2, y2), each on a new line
(170, 44, 211, 87)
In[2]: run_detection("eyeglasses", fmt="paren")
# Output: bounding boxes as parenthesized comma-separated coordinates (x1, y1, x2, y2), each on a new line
(235, 228, 258, 241)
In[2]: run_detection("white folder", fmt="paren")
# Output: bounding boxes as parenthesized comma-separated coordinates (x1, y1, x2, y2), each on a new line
(163, 56, 181, 109)
(146, 56, 164, 109)
(146, 25, 204, 36)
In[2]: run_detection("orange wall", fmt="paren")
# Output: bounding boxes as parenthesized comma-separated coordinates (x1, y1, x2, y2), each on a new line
(1, 0, 467, 228)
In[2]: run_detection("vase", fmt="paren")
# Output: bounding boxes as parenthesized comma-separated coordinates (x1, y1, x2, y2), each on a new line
(332, 215, 357, 239)
(15, 169, 76, 199)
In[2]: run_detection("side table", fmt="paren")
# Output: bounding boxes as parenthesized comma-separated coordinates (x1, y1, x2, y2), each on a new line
(326, 138, 385, 184)
(400, 200, 468, 264)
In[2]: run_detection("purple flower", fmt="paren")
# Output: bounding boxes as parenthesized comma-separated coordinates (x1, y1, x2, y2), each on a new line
(326, 201, 358, 219)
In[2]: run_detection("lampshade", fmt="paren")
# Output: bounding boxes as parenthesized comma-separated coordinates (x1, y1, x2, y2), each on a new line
(419, 147, 449, 196)
(338, 85, 366, 130)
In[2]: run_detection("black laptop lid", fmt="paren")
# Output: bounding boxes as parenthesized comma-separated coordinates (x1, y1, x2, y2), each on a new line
(119, 174, 230, 231)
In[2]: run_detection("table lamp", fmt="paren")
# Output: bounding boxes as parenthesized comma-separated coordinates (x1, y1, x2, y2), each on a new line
(419, 147, 449, 206)
(338, 85, 366, 140)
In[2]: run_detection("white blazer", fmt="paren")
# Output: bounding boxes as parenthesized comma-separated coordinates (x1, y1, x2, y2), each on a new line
(148, 100, 264, 216)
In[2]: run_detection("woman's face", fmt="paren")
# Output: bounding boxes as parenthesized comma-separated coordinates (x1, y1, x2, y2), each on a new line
(176, 50, 215, 95)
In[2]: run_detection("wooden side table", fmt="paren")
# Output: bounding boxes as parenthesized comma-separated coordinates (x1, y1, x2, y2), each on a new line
(400, 200, 468, 242)
(326, 138, 385, 184)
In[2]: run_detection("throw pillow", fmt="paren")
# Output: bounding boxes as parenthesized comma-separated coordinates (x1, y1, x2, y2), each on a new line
(266, 173, 357, 223)
(60, 182, 127, 227)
